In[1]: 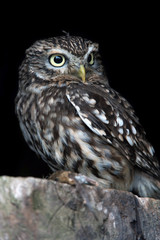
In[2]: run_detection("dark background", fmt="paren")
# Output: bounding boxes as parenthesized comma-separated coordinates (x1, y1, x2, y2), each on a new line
(0, 4, 159, 178)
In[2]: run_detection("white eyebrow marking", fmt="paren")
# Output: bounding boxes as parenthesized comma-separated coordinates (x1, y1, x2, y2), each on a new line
(84, 45, 96, 61)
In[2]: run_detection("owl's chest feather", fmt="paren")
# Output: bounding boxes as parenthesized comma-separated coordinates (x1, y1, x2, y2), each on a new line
(20, 88, 110, 173)
(25, 88, 84, 166)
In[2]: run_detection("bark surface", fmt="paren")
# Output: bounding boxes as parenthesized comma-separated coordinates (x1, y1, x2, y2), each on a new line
(0, 176, 160, 240)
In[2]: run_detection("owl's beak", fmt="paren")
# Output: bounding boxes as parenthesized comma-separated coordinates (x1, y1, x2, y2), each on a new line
(78, 65, 86, 83)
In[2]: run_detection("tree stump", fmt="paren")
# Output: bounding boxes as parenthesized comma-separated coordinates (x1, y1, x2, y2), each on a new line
(0, 176, 160, 240)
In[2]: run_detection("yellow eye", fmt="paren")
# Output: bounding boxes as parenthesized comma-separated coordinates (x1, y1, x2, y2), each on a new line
(87, 53, 94, 65)
(49, 54, 66, 67)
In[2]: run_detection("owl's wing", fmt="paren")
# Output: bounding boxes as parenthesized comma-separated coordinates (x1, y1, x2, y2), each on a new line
(66, 83, 160, 179)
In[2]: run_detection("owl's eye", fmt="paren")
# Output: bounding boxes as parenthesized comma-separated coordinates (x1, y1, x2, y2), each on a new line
(87, 53, 94, 65)
(49, 54, 66, 67)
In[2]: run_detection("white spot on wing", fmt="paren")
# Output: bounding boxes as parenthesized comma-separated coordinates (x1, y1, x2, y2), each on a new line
(83, 95, 96, 105)
(136, 155, 141, 164)
(93, 109, 109, 124)
(83, 118, 92, 126)
(126, 129, 130, 135)
(116, 116, 124, 127)
(118, 134, 124, 141)
(113, 121, 117, 127)
(131, 125, 137, 135)
(118, 128, 123, 134)
(126, 135, 134, 146)
(148, 145, 155, 156)
(82, 96, 90, 102)
(89, 99, 96, 105)
(93, 109, 100, 115)
(107, 139, 112, 144)
(97, 113, 109, 124)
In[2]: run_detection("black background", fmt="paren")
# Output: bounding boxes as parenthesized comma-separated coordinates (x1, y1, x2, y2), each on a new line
(0, 4, 159, 178)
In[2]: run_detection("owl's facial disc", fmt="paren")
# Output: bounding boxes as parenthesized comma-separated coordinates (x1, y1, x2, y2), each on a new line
(47, 46, 99, 83)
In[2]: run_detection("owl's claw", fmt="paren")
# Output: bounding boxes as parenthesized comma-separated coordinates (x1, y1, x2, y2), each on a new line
(49, 171, 75, 185)
(49, 171, 99, 187)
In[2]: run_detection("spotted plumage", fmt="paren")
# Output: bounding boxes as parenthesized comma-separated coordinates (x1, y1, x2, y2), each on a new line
(16, 35, 160, 198)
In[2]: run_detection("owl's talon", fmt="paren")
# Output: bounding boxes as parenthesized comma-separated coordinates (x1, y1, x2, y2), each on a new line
(74, 174, 99, 186)
(49, 171, 99, 187)
(49, 171, 76, 185)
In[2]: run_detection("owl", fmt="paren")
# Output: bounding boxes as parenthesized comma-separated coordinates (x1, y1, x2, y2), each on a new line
(15, 35, 160, 199)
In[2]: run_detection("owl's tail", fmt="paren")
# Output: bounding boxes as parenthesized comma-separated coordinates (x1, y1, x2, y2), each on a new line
(130, 169, 160, 199)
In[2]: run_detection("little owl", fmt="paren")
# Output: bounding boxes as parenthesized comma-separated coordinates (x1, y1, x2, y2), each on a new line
(15, 35, 160, 198)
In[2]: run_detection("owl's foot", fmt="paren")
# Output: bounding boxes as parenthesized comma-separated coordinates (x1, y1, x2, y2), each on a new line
(49, 171, 75, 185)
(49, 171, 99, 187)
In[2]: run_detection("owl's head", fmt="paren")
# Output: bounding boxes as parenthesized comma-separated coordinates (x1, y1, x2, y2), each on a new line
(20, 35, 106, 85)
